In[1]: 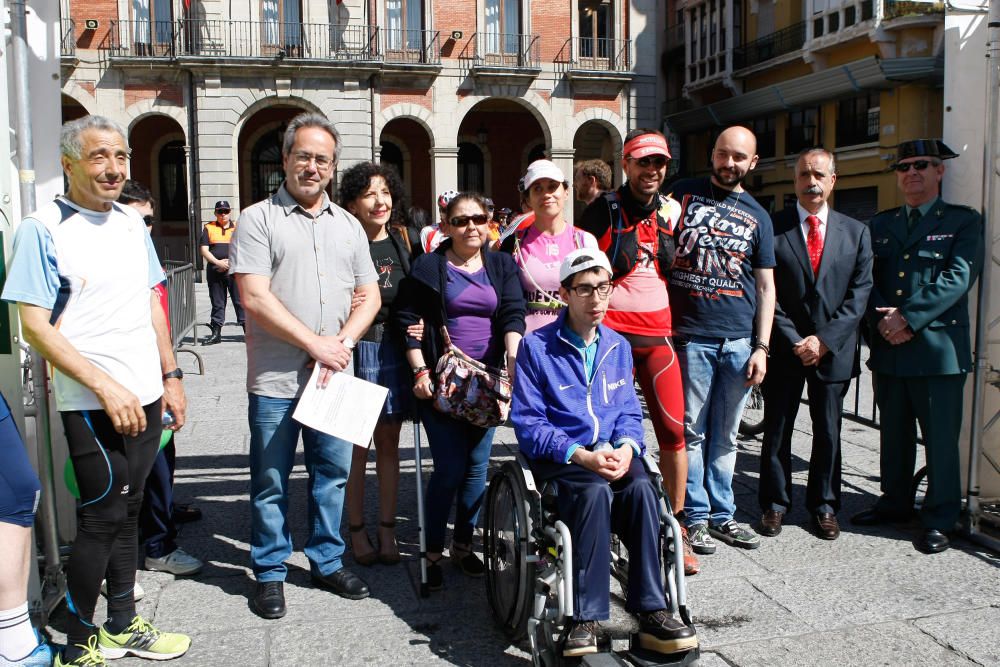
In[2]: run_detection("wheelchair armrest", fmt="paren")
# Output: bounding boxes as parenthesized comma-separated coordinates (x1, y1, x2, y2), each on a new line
(514, 453, 540, 495)
(641, 454, 664, 485)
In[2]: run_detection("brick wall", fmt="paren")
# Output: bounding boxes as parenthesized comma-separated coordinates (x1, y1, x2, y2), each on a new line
(73, 0, 120, 49)
(574, 93, 622, 117)
(435, 0, 477, 60)
(124, 82, 184, 109)
(532, 0, 572, 63)
(380, 89, 433, 114)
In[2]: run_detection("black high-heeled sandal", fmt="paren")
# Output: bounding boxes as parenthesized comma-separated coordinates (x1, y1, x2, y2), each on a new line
(377, 520, 401, 565)
(450, 543, 485, 577)
(426, 553, 445, 590)
(349, 524, 377, 566)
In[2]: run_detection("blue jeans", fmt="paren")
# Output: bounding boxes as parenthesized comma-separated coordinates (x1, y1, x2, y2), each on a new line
(417, 401, 495, 552)
(248, 393, 353, 581)
(676, 335, 753, 526)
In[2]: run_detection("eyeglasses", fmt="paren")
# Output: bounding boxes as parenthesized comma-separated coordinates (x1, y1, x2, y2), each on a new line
(292, 152, 334, 170)
(215, 209, 231, 214)
(449, 214, 490, 227)
(568, 282, 613, 298)
(627, 156, 668, 169)
(893, 160, 935, 173)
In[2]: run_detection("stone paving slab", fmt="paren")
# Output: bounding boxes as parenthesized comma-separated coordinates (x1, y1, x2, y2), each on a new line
(41, 285, 998, 666)
(713, 621, 979, 667)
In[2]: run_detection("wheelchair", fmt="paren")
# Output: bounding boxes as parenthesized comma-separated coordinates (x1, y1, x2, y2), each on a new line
(484, 448, 699, 666)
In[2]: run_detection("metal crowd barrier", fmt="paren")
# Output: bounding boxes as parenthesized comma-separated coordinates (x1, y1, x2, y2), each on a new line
(164, 261, 204, 374)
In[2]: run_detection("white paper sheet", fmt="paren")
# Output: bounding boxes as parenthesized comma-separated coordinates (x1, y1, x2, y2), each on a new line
(292, 365, 389, 448)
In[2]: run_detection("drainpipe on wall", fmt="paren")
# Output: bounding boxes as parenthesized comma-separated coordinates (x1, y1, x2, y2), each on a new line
(9, 0, 64, 619)
(186, 69, 202, 280)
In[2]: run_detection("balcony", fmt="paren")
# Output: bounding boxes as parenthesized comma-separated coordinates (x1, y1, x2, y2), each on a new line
(466, 32, 541, 83)
(733, 21, 806, 71)
(883, 0, 944, 20)
(560, 37, 632, 94)
(381, 29, 440, 66)
(61, 18, 76, 59)
(103, 20, 381, 64)
(810, 0, 875, 45)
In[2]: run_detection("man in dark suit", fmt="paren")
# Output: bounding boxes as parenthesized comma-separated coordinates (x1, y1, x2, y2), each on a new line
(757, 148, 873, 540)
(852, 139, 984, 554)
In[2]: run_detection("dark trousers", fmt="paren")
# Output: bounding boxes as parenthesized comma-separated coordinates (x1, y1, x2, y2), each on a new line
(60, 401, 161, 648)
(759, 368, 848, 515)
(874, 373, 966, 531)
(207, 269, 245, 328)
(138, 434, 177, 558)
(532, 458, 666, 621)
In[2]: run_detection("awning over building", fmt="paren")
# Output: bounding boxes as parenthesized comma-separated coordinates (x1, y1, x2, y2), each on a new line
(666, 55, 943, 133)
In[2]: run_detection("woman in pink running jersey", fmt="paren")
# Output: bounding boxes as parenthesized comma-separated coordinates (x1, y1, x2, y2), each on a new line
(500, 160, 598, 333)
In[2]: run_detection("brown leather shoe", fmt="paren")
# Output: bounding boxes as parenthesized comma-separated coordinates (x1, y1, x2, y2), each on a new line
(812, 512, 840, 540)
(757, 509, 784, 537)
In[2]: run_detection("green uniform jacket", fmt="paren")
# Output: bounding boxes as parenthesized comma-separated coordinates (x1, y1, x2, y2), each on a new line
(866, 198, 984, 377)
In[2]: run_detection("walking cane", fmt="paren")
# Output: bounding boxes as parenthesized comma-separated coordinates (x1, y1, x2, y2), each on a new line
(412, 417, 429, 597)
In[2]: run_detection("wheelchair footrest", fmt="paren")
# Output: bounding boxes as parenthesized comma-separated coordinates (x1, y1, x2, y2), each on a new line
(622, 643, 700, 667)
(580, 652, 633, 666)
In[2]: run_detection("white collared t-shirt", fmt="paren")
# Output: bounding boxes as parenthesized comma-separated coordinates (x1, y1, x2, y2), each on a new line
(2, 197, 166, 411)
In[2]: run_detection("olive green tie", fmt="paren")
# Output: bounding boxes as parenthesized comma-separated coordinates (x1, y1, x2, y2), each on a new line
(908, 208, 921, 233)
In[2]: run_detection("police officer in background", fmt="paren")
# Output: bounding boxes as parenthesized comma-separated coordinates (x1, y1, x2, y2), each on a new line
(200, 200, 245, 345)
(853, 139, 984, 554)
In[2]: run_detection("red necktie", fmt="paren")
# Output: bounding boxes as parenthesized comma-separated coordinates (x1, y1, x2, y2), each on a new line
(806, 215, 823, 276)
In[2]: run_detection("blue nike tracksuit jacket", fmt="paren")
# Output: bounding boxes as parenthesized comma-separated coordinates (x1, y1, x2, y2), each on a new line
(512, 310, 645, 464)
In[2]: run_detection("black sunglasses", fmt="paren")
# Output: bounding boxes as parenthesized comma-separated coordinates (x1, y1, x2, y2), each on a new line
(142, 215, 154, 226)
(449, 214, 489, 228)
(893, 160, 934, 173)
(627, 155, 668, 169)
(216, 208, 231, 214)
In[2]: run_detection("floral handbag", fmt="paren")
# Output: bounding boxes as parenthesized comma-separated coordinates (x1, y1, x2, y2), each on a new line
(432, 326, 512, 428)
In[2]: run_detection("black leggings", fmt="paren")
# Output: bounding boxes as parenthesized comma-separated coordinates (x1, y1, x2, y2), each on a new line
(61, 400, 161, 648)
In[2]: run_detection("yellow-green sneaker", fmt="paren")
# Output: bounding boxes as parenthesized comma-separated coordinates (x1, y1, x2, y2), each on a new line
(54, 636, 106, 666)
(97, 616, 190, 660)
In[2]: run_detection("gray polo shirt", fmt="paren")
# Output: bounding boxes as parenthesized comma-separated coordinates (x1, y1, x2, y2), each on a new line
(230, 184, 378, 398)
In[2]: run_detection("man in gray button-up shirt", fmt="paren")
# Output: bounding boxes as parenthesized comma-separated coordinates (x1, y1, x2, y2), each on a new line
(231, 113, 380, 618)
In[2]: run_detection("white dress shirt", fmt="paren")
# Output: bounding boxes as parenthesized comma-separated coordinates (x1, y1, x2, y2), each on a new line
(797, 201, 828, 246)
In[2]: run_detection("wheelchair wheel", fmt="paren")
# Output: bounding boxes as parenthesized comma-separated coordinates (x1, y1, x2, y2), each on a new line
(739, 385, 765, 437)
(485, 461, 538, 640)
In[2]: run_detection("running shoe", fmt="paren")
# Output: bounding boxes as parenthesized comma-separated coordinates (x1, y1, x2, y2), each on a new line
(54, 636, 105, 666)
(680, 525, 701, 575)
(0, 637, 54, 666)
(708, 519, 761, 550)
(144, 548, 203, 576)
(687, 523, 717, 555)
(98, 616, 191, 660)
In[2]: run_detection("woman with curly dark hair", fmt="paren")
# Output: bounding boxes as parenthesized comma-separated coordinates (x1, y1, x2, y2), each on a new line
(337, 161, 420, 566)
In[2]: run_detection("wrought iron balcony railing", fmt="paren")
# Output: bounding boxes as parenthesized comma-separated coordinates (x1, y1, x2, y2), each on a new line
(382, 29, 441, 65)
(565, 37, 631, 72)
(104, 20, 381, 61)
(732, 21, 806, 70)
(61, 18, 76, 57)
(471, 32, 540, 69)
(883, 0, 944, 20)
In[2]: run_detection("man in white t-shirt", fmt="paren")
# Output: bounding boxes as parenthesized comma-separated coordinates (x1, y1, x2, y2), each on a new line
(2, 116, 190, 666)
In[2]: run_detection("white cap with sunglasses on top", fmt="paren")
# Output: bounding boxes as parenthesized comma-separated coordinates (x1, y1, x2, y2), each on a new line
(559, 248, 613, 284)
(519, 160, 570, 192)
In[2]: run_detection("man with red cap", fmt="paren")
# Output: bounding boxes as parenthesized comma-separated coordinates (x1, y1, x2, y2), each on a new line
(577, 128, 698, 573)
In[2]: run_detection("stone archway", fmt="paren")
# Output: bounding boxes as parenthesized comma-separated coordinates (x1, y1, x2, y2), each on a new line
(380, 116, 433, 214)
(457, 98, 547, 212)
(236, 105, 314, 206)
(129, 114, 188, 261)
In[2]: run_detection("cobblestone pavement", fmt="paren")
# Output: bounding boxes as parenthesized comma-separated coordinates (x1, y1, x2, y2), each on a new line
(45, 284, 1000, 666)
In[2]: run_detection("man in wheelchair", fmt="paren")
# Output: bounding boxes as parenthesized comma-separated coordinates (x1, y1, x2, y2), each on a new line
(511, 249, 699, 658)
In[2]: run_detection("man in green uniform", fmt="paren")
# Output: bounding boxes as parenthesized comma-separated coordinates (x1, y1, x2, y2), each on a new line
(852, 139, 984, 554)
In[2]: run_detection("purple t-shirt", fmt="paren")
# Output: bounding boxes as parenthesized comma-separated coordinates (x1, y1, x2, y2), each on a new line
(445, 264, 498, 362)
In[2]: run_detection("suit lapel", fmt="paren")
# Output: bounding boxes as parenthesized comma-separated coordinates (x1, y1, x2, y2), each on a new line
(779, 209, 813, 280)
(885, 208, 909, 246)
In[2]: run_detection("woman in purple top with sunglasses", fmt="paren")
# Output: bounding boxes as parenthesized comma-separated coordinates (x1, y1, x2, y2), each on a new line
(394, 193, 526, 592)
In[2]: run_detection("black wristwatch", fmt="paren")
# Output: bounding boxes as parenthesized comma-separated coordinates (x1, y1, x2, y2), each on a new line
(162, 368, 184, 381)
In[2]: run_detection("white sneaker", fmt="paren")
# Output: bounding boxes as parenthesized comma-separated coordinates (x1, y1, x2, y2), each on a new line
(100, 579, 145, 601)
(144, 548, 203, 576)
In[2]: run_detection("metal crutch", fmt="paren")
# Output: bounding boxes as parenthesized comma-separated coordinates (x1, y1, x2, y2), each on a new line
(412, 417, 429, 597)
